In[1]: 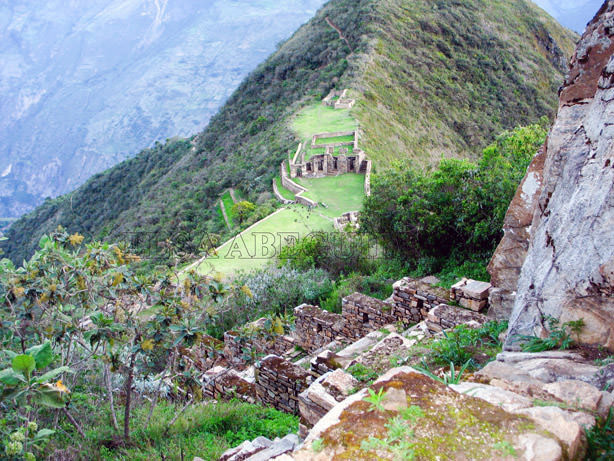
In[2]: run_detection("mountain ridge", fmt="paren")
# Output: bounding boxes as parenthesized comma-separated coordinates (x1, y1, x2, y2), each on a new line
(2, 0, 578, 263)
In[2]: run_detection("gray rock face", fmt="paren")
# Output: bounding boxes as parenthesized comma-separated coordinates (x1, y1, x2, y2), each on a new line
(505, 1, 614, 351)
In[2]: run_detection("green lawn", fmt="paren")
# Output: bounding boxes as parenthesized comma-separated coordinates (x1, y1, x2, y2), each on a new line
(274, 176, 296, 201)
(192, 205, 333, 277)
(314, 134, 355, 145)
(296, 174, 365, 218)
(292, 103, 356, 140)
(221, 191, 235, 226)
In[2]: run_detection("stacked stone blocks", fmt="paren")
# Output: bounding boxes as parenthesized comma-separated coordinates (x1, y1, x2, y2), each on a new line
(255, 355, 311, 414)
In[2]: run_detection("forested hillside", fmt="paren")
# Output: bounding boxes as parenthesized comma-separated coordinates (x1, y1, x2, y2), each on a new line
(2, 0, 577, 263)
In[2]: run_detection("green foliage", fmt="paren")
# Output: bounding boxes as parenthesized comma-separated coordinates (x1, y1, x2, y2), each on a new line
(231, 201, 256, 225)
(3, 0, 575, 266)
(586, 408, 614, 461)
(312, 438, 324, 453)
(3, 0, 366, 264)
(427, 321, 508, 368)
(413, 359, 471, 386)
(320, 273, 392, 313)
(50, 399, 297, 460)
(364, 387, 387, 412)
(279, 231, 374, 277)
(362, 123, 548, 272)
(0, 229, 248, 448)
(224, 266, 333, 336)
(0, 343, 72, 410)
(360, 403, 425, 459)
(517, 316, 585, 352)
(348, 363, 378, 384)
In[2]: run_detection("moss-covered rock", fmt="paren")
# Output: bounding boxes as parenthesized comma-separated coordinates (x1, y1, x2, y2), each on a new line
(294, 367, 563, 460)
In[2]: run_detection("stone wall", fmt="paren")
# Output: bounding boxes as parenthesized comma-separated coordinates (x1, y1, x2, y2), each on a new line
(294, 304, 345, 352)
(255, 355, 311, 414)
(203, 366, 256, 404)
(341, 292, 395, 338)
(272, 178, 294, 204)
(426, 304, 489, 333)
(391, 278, 450, 326)
(298, 369, 357, 435)
(310, 131, 356, 149)
(450, 278, 492, 312)
(333, 211, 359, 231)
(364, 160, 372, 196)
(280, 161, 306, 195)
(224, 329, 295, 365)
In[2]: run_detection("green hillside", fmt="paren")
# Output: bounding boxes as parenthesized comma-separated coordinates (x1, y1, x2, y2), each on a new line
(2, 0, 577, 264)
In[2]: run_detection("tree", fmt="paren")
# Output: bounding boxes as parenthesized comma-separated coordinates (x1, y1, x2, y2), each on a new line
(0, 227, 243, 448)
(232, 201, 256, 225)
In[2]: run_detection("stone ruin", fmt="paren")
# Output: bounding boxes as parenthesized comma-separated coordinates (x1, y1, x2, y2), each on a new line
(255, 355, 311, 414)
(333, 211, 359, 231)
(195, 276, 492, 417)
(288, 130, 369, 180)
(322, 88, 355, 109)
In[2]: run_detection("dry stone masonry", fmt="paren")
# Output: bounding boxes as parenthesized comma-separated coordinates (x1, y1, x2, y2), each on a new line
(293, 304, 345, 353)
(341, 292, 395, 337)
(391, 277, 450, 326)
(450, 278, 492, 312)
(255, 355, 311, 414)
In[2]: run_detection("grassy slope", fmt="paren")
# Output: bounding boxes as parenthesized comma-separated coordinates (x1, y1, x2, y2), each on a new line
(192, 205, 332, 276)
(220, 191, 236, 227)
(197, 173, 365, 276)
(353, 0, 577, 168)
(2, 0, 577, 263)
(274, 177, 297, 201)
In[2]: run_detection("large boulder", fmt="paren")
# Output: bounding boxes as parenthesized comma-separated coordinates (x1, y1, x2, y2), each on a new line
(293, 367, 567, 460)
(503, 1, 614, 350)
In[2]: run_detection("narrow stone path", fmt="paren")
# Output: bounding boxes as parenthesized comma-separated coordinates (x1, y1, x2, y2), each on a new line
(325, 17, 353, 52)
(229, 188, 239, 203)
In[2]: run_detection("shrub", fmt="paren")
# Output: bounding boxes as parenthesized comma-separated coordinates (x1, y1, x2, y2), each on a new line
(279, 231, 375, 277)
(362, 123, 548, 271)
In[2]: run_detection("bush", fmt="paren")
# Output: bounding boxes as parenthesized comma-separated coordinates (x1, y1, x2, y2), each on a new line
(428, 321, 508, 369)
(217, 265, 334, 334)
(279, 231, 375, 277)
(362, 123, 548, 272)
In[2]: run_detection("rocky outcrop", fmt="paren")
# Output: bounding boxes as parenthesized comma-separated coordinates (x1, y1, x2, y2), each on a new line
(292, 367, 573, 461)
(487, 147, 546, 319)
(500, 1, 614, 350)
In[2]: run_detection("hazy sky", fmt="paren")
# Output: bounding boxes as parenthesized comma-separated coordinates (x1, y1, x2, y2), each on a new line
(533, 0, 603, 33)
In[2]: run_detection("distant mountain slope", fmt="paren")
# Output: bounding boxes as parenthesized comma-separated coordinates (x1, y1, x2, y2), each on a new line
(2, 0, 578, 263)
(0, 0, 326, 218)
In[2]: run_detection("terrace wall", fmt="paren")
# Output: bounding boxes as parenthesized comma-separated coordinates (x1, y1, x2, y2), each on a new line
(255, 355, 311, 414)
(294, 304, 345, 352)
(311, 130, 356, 149)
(341, 292, 396, 339)
(272, 178, 294, 205)
(364, 160, 372, 196)
(391, 278, 450, 326)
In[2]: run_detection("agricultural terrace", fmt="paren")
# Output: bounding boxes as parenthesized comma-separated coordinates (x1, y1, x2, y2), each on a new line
(193, 174, 365, 277)
(292, 103, 357, 161)
(192, 205, 331, 277)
